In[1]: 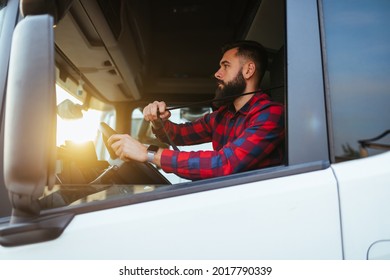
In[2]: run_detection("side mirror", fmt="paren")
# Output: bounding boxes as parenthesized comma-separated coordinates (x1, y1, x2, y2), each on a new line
(20, 0, 74, 25)
(4, 15, 56, 223)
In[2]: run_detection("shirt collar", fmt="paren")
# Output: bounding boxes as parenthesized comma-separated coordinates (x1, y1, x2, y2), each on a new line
(235, 91, 269, 116)
(218, 90, 270, 115)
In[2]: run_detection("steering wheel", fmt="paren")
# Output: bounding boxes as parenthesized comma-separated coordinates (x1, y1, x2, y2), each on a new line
(98, 122, 171, 185)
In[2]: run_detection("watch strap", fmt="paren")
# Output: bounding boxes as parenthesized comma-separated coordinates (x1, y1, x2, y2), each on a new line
(147, 145, 159, 162)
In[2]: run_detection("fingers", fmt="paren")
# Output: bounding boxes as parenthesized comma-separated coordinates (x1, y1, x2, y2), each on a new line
(142, 101, 160, 121)
(107, 134, 148, 162)
(107, 134, 127, 160)
(107, 134, 122, 147)
(143, 101, 171, 122)
(159, 110, 171, 121)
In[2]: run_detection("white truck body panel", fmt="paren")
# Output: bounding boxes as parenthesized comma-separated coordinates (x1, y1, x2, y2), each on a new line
(332, 152, 390, 259)
(0, 168, 342, 259)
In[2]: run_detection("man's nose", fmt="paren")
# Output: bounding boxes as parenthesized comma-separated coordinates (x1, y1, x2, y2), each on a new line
(214, 68, 222, 80)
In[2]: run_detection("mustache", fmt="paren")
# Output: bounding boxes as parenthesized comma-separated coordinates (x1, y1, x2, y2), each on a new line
(215, 79, 225, 87)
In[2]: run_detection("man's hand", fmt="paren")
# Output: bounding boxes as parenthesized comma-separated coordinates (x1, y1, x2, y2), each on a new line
(143, 101, 171, 122)
(108, 134, 148, 163)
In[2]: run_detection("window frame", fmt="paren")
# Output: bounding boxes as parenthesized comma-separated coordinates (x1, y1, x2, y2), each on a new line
(285, 0, 329, 166)
(0, 0, 332, 222)
(32, 0, 332, 217)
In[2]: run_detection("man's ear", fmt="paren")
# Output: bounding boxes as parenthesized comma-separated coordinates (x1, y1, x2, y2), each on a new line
(242, 61, 256, 79)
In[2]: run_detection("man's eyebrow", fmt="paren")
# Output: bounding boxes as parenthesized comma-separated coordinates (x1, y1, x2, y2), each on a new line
(220, 60, 230, 66)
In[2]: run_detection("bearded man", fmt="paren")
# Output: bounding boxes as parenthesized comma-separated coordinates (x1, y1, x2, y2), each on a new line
(108, 40, 285, 180)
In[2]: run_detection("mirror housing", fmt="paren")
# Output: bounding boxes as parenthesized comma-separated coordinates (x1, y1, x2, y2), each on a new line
(20, 0, 74, 25)
(4, 15, 56, 223)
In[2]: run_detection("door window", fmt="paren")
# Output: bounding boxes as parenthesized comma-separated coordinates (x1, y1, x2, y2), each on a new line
(321, 0, 390, 161)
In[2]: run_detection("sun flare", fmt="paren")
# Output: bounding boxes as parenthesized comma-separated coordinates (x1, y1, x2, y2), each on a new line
(56, 85, 102, 146)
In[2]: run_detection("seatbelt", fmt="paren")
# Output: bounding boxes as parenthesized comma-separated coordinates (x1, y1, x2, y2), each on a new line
(167, 85, 284, 111)
(155, 114, 180, 151)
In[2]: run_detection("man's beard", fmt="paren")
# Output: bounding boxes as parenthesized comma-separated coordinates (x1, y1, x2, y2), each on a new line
(213, 70, 246, 108)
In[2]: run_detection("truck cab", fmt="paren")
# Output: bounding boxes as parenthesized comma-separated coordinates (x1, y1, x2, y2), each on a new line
(0, 0, 389, 259)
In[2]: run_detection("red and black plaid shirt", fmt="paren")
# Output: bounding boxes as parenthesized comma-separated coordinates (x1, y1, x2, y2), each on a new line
(153, 92, 285, 180)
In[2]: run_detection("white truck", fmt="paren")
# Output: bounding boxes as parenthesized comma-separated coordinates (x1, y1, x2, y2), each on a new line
(0, 0, 389, 259)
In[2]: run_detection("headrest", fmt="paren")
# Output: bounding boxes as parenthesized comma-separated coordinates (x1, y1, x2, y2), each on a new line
(20, 0, 73, 24)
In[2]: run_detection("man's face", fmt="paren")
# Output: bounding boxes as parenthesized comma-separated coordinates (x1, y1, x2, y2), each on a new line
(214, 48, 247, 106)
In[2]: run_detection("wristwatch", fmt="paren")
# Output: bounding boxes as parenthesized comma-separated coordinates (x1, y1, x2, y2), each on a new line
(147, 145, 159, 162)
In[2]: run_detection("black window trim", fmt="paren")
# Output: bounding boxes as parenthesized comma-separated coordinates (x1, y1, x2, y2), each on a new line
(317, 0, 336, 163)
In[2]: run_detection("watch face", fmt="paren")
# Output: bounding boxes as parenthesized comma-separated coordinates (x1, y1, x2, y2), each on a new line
(147, 145, 159, 153)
